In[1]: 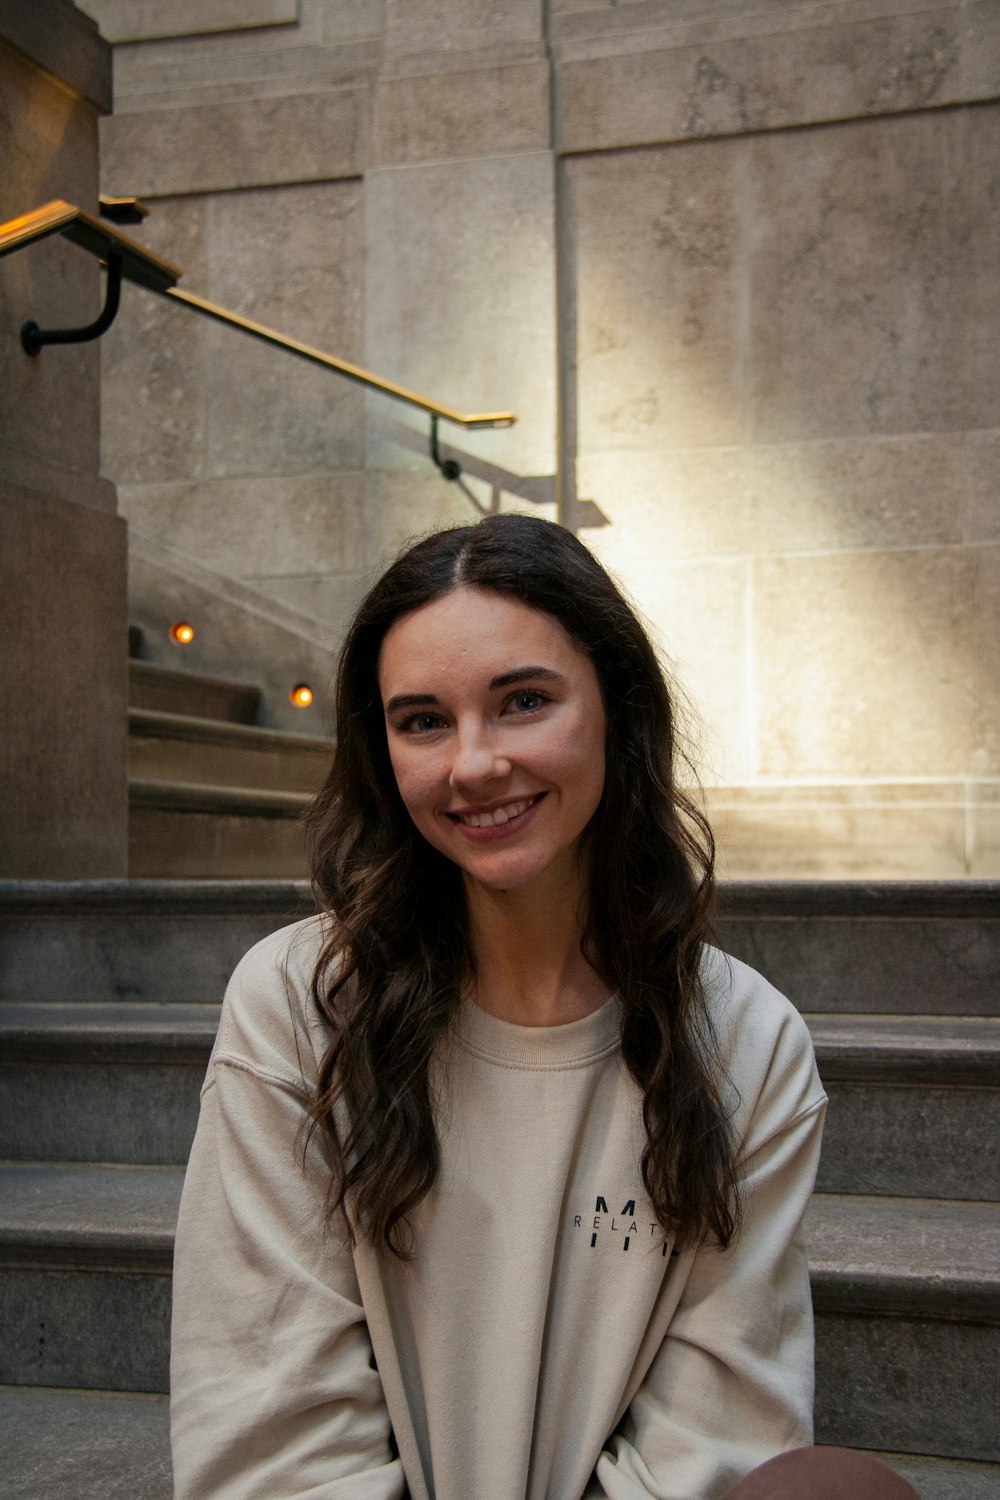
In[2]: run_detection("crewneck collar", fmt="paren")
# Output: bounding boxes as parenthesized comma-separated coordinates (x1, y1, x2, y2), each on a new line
(454, 994, 622, 1070)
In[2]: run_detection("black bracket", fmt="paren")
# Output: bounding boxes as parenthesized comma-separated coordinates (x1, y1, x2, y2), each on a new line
(430, 414, 462, 482)
(21, 251, 124, 357)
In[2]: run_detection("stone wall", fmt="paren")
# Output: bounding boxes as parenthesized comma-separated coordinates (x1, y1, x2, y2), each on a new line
(80, 0, 999, 876)
(0, 1, 128, 878)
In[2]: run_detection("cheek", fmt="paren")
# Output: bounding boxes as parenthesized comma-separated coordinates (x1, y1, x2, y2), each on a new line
(388, 749, 439, 819)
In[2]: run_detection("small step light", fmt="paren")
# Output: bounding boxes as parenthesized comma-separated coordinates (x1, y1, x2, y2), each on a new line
(290, 683, 314, 709)
(169, 621, 195, 645)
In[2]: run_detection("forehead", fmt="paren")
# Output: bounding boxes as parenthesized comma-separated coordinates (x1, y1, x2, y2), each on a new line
(378, 586, 589, 689)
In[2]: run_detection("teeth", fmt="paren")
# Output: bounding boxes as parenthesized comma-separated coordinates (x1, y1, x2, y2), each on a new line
(462, 799, 530, 828)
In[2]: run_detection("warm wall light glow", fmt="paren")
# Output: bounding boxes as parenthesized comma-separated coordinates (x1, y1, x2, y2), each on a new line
(169, 621, 195, 645)
(290, 683, 314, 708)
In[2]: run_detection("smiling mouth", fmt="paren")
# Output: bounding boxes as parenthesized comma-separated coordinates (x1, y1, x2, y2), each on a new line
(449, 793, 545, 829)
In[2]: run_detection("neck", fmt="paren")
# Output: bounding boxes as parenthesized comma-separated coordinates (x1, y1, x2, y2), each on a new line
(465, 869, 609, 1027)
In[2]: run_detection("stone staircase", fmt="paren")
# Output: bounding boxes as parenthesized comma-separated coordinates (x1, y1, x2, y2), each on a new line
(1, 880, 998, 1498)
(127, 630, 330, 878)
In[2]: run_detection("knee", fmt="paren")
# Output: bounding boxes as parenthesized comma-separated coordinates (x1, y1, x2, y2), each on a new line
(723, 1446, 922, 1500)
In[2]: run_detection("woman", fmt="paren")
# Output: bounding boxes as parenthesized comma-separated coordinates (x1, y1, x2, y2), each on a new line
(171, 515, 919, 1499)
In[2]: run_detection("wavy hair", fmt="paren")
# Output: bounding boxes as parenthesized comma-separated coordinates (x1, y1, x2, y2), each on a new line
(305, 514, 738, 1257)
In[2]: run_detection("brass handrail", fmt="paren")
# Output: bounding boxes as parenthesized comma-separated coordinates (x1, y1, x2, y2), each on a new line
(0, 200, 516, 440)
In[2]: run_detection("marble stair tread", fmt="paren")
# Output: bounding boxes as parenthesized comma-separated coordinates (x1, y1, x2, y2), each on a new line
(0, 1162, 184, 1269)
(806, 1013, 1000, 1084)
(805, 1193, 1000, 1321)
(129, 777, 311, 817)
(129, 706, 333, 754)
(0, 1001, 220, 1059)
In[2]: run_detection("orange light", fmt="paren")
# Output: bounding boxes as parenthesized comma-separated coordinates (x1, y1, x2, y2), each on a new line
(169, 621, 194, 645)
(290, 683, 314, 708)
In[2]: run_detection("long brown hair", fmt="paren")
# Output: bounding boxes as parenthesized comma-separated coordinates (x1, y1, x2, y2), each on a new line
(305, 515, 738, 1257)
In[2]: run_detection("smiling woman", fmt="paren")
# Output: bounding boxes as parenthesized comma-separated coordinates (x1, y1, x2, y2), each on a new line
(169, 516, 920, 1500)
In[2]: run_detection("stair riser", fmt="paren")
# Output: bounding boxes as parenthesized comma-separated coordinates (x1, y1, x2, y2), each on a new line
(129, 736, 329, 793)
(5, 1264, 994, 1464)
(0, 1064, 203, 1164)
(129, 670, 258, 725)
(0, 1269, 169, 1392)
(720, 918, 1000, 1015)
(7, 1052, 995, 1196)
(0, 913, 295, 1002)
(129, 809, 309, 879)
(817, 1084, 1000, 1200)
(815, 1313, 1000, 1463)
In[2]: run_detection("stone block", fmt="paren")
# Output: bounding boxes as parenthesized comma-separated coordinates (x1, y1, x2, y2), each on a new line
(80, 0, 298, 44)
(100, 86, 366, 197)
(568, 140, 745, 453)
(320, 0, 385, 44)
(748, 108, 999, 441)
(708, 784, 967, 882)
(754, 547, 1000, 780)
(556, 5, 983, 153)
(201, 179, 365, 477)
(578, 433, 966, 560)
(0, 487, 128, 878)
(582, 542, 752, 785)
(968, 785, 1000, 879)
(119, 471, 364, 579)
(373, 59, 549, 165)
(364, 154, 556, 476)
(100, 195, 208, 485)
(1, 0, 111, 113)
(964, 431, 1000, 543)
(383, 0, 543, 55)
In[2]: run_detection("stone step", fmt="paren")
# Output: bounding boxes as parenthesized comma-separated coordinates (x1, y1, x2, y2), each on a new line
(809, 1013, 1000, 1200)
(807, 1194, 1000, 1464)
(0, 879, 315, 1002)
(128, 660, 261, 724)
(2, 1391, 995, 1500)
(1, 1169, 995, 1462)
(719, 881, 1000, 1016)
(128, 707, 333, 793)
(129, 780, 311, 879)
(0, 1002, 216, 1163)
(3, 878, 996, 1008)
(3, 995, 994, 1193)
(0, 1163, 178, 1393)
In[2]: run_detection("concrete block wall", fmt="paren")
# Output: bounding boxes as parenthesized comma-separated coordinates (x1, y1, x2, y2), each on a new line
(76, 0, 1000, 877)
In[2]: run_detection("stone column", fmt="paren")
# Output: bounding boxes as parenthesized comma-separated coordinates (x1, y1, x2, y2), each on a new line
(0, 0, 128, 877)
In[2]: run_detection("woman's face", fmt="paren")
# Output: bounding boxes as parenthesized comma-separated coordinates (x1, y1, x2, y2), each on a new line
(378, 586, 606, 901)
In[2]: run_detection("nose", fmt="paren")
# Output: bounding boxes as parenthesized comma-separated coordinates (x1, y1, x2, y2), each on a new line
(449, 718, 511, 793)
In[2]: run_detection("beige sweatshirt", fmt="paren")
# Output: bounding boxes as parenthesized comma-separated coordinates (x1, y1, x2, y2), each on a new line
(170, 918, 826, 1500)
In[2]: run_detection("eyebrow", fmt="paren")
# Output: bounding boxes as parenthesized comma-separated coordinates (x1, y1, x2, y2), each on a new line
(383, 666, 564, 716)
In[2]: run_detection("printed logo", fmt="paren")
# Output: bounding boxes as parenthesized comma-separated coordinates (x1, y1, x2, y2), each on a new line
(571, 1195, 679, 1256)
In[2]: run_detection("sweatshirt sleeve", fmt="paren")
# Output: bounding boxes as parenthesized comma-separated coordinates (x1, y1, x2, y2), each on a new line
(170, 927, 407, 1500)
(589, 959, 827, 1500)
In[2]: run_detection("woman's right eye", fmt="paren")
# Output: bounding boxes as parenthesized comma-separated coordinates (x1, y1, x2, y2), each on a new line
(400, 712, 445, 735)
